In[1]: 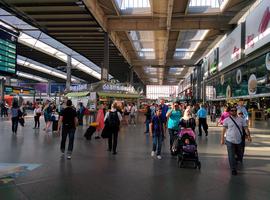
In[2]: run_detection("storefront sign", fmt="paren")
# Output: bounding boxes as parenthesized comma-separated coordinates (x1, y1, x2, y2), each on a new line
(70, 84, 87, 92)
(4, 86, 35, 95)
(218, 25, 241, 71)
(102, 83, 135, 93)
(245, 0, 270, 55)
(0, 27, 17, 75)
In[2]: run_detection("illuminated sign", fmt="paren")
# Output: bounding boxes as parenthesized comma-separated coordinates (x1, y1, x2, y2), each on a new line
(4, 86, 35, 95)
(0, 27, 17, 75)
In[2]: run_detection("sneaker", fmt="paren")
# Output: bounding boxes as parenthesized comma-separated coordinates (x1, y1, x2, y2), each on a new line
(67, 155, 71, 160)
(157, 155, 162, 160)
(151, 151, 155, 157)
(94, 136, 101, 139)
(112, 152, 117, 155)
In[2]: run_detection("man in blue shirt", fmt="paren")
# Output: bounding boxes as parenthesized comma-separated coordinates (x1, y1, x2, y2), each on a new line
(196, 104, 208, 136)
(236, 99, 249, 122)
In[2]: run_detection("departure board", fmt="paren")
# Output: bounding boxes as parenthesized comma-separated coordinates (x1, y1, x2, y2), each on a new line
(0, 28, 17, 75)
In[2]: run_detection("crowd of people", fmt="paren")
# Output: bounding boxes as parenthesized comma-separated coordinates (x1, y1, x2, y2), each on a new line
(4, 97, 252, 175)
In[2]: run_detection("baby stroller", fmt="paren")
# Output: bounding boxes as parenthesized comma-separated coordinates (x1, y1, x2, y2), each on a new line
(173, 128, 201, 169)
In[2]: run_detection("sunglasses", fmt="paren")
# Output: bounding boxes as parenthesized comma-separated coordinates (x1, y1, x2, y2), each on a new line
(230, 109, 237, 112)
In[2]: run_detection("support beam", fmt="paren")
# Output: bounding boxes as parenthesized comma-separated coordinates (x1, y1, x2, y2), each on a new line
(107, 17, 233, 31)
(66, 55, 71, 92)
(102, 32, 109, 81)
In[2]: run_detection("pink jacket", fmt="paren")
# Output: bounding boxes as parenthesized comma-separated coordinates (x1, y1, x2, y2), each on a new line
(218, 112, 230, 125)
(96, 109, 105, 131)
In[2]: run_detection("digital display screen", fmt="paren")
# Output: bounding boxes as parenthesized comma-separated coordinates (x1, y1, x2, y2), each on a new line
(0, 28, 17, 75)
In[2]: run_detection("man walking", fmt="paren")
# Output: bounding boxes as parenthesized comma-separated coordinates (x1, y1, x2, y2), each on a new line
(197, 104, 208, 136)
(57, 100, 78, 160)
(221, 106, 251, 175)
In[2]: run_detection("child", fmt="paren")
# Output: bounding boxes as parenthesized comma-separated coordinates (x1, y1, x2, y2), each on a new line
(182, 138, 196, 153)
(150, 107, 164, 160)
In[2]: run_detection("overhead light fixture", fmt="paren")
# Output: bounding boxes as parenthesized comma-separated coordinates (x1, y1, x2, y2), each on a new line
(17, 55, 83, 83)
(17, 71, 48, 82)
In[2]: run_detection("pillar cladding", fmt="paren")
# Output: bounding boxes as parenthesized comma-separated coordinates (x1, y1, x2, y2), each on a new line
(102, 32, 109, 81)
(66, 55, 71, 91)
(130, 67, 134, 85)
(5, 76, 11, 86)
(0, 78, 5, 101)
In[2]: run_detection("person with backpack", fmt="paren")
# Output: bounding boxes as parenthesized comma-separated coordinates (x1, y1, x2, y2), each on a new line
(104, 102, 122, 155)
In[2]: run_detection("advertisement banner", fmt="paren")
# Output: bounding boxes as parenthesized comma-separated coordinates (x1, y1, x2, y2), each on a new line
(218, 25, 241, 71)
(245, 0, 270, 55)
(19, 83, 47, 93)
(209, 48, 218, 75)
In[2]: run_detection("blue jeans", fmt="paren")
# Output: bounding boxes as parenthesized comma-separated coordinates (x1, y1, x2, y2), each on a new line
(61, 128, 76, 155)
(226, 140, 243, 170)
(145, 119, 150, 133)
(152, 133, 162, 155)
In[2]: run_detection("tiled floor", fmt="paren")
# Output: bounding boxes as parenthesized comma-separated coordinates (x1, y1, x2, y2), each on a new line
(0, 115, 269, 200)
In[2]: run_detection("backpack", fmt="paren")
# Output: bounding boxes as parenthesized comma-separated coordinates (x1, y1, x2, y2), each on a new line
(107, 111, 120, 128)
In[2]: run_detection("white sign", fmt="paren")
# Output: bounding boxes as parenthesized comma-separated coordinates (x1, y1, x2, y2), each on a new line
(70, 84, 87, 92)
(102, 83, 135, 93)
(218, 25, 241, 71)
(245, 0, 270, 55)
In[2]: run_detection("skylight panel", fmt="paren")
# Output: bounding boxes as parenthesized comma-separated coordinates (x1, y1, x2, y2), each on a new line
(115, 0, 151, 15)
(188, 0, 225, 13)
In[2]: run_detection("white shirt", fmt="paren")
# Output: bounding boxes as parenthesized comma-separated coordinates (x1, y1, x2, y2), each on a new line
(104, 108, 122, 122)
(223, 116, 247, 144)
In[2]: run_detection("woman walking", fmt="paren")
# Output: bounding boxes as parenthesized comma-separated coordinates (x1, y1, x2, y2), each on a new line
(11, 100, 20, 134)
(33, 104, 42, 129)
(95, 104, 105, 139)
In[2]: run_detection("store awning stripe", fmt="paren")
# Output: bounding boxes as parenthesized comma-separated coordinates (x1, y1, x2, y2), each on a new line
(65, 91, 89, 97)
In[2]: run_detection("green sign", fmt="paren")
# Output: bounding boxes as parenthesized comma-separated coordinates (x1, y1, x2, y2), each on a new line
(0, 28, 17, 75)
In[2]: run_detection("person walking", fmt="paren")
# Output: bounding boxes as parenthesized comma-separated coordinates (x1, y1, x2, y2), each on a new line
(10, 100, 20, 134)
(33, 104, 42, 129)
(144, 105, 151, 134)
(221, 106, 251, 175)
(128, 103, 137, 126)
(179, 107, 196, 132)
(197, 104, 208, 136)
(150, 107, 164, 160)
(95, 104, 105, 139)
(104, 102, 122, 155)
(217, 105, 230, 126)
(237, 99, 249, 123)
(57, 100, 78, 160)
(166, 102, 182, 154)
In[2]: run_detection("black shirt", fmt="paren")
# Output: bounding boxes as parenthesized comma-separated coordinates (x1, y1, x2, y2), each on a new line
(60, 106, 77, 129)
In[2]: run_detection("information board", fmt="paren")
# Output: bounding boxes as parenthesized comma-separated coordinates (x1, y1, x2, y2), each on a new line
(0, 27, 17, 75)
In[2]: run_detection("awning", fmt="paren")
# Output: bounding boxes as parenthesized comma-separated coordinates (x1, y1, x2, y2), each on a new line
(66, 91, 89, 97)
(97, 92, 140, 99)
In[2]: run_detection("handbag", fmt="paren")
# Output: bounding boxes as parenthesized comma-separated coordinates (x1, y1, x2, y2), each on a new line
(101, 124, 111, 138)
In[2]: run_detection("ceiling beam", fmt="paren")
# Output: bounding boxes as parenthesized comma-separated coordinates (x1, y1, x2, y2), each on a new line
(107, 16, 233, 31)
(83, 0, 132, 65)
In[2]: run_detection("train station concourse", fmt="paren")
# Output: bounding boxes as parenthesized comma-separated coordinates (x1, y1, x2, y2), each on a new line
(0, 0, 270, 199)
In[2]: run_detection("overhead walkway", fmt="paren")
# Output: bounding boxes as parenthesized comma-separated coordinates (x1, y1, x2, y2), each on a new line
(0, 116, 269, 200)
